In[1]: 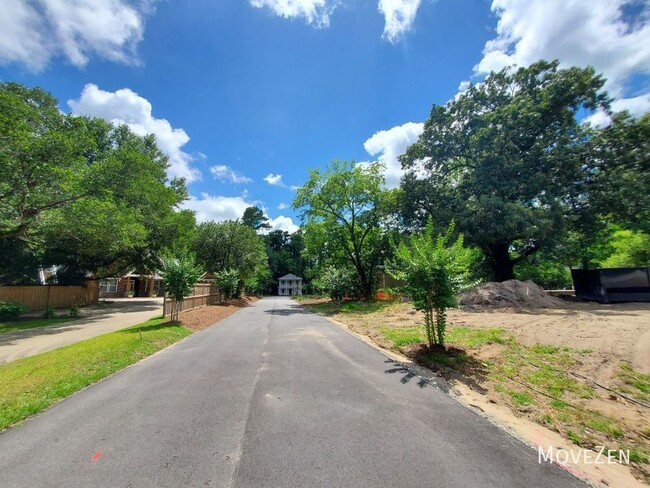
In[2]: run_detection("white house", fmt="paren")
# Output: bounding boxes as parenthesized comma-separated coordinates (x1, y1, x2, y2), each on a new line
(278, 273, 303, 296)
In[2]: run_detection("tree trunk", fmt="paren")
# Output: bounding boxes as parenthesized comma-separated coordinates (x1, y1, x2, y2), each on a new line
(352, 261, 374, 301)
(486, 242, 516, 282)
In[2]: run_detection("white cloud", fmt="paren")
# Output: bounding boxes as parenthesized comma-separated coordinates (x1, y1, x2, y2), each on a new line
(264, 173, 286, 186)
(69, 84, 200, 182)
(210, 165, 253, 184)
(278, 203, 289, 209)
(250, 0, 337, 28)
(585, 92, 650, 127)
(363, 121, 424, 188)
(182, 193, 252, 223)
(378, 0, 422, 43)
(0, 0, 151, 72)
(268, 215, 300, 233)
(475, 0, 650, 96)
(183, 193, 299, 232)
(289, 185, 301, 191)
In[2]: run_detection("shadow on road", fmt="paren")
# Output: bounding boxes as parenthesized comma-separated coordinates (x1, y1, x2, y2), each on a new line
(264, 305, 314, 317)
(384, 359, 431, 389)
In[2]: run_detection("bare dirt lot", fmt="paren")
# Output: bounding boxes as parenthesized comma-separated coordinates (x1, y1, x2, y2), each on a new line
(450, 302, 650, 381)
(300, 295, 650, 487)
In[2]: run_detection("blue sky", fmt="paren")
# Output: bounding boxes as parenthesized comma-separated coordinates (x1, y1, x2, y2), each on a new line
(2, 0, 649, 232)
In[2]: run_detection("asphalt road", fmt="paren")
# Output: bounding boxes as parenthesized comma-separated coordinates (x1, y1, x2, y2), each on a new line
(0, 297, 585, 488)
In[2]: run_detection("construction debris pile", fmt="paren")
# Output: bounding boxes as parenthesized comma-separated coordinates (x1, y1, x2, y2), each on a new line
(458, 280, 566, 309)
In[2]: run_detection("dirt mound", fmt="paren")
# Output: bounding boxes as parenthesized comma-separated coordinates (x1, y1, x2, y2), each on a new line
(459, 280, 566, 309)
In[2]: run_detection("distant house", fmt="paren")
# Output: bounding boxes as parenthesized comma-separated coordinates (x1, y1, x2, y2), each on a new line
(278, 273, 302, 296)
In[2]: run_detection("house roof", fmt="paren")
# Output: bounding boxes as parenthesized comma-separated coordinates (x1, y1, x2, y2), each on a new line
(123, 270, 163, 280)
(279, 273, 301, 280)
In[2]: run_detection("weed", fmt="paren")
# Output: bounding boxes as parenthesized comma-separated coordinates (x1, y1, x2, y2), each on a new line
(587, 416, 625, 438)
(617, 362, 650, 401)
(508, 389, 535, 406)
(383, 328, 423, 347)
(566, 430, 583, 446)
(446, 327, 510, 348)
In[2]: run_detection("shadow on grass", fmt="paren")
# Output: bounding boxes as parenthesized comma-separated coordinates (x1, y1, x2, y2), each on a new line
(124, 319, 177, 334)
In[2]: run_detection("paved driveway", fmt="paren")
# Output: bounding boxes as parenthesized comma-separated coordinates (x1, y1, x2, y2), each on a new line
(0, 297, 585, 487)
(0, 297, 164, 363)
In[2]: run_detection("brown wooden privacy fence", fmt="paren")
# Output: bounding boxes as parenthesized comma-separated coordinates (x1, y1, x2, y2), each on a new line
(163, 283, 220, 317)
(0, 282, 99, 311)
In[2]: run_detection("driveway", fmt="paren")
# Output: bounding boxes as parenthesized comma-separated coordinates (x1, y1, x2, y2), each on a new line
(0, 297, 585, 487)
(0, 297, 164, 363)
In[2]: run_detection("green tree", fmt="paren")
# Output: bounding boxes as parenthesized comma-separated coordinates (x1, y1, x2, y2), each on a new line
(389, 220, 475, 348)
(160, 250, 203, 321)
(514, 252, 572, 289)
(600, 229, 650, 268)
(586, 112, 650, 234)
(0, 83, 194, 284)
(193, 220, 268, 284)
(293, 160, 391, 299)
(0, 82, 94, 241)
(241, 205, 271, 231)
(314, 266, 355, 304)
(400, 61, 610, 281)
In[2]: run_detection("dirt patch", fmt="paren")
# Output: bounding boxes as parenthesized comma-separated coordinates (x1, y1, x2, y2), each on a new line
(301, 297, 650, 487)
(459, 279, 567, 309)
(175, 297, 258, 332)
(448, 302, 650, 380)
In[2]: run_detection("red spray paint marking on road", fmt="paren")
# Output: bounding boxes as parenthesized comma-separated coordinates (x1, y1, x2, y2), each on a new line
(91, 451, 103, 462)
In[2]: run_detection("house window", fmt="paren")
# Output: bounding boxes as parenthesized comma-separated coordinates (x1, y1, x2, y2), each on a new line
(99, 278, 118, 293)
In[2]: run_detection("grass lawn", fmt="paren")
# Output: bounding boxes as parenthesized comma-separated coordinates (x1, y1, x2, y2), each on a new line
(0, 317, 77, 335)
(0, 317, 191, 431)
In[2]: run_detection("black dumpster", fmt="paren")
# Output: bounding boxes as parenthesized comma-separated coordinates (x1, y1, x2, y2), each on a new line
(571, 267, 650, 303)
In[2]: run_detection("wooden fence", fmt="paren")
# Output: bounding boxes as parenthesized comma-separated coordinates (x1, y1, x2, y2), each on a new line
(163, 283, 220, 317)
(0, 282, 99, 311)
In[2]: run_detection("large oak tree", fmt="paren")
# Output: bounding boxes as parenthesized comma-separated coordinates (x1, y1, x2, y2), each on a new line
(0, 82, 194, 284)
(400, 61, 610, 281)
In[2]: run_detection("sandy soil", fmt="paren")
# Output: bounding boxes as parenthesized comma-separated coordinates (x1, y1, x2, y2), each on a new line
(176, 297, 259, 332)
(449, 301, 650, 381)
(301, 297, 650, 487)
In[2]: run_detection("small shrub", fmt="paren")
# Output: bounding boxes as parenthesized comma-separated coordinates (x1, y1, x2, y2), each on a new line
(215, 269, 240, 300)
(388, 218, 475, 348)
(160, 250, 203, 320)
(69, 305, 80, 318)
(314, 266, 355, 304)
(0, 301, 26, 321)
(42, 306, 55, 319)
